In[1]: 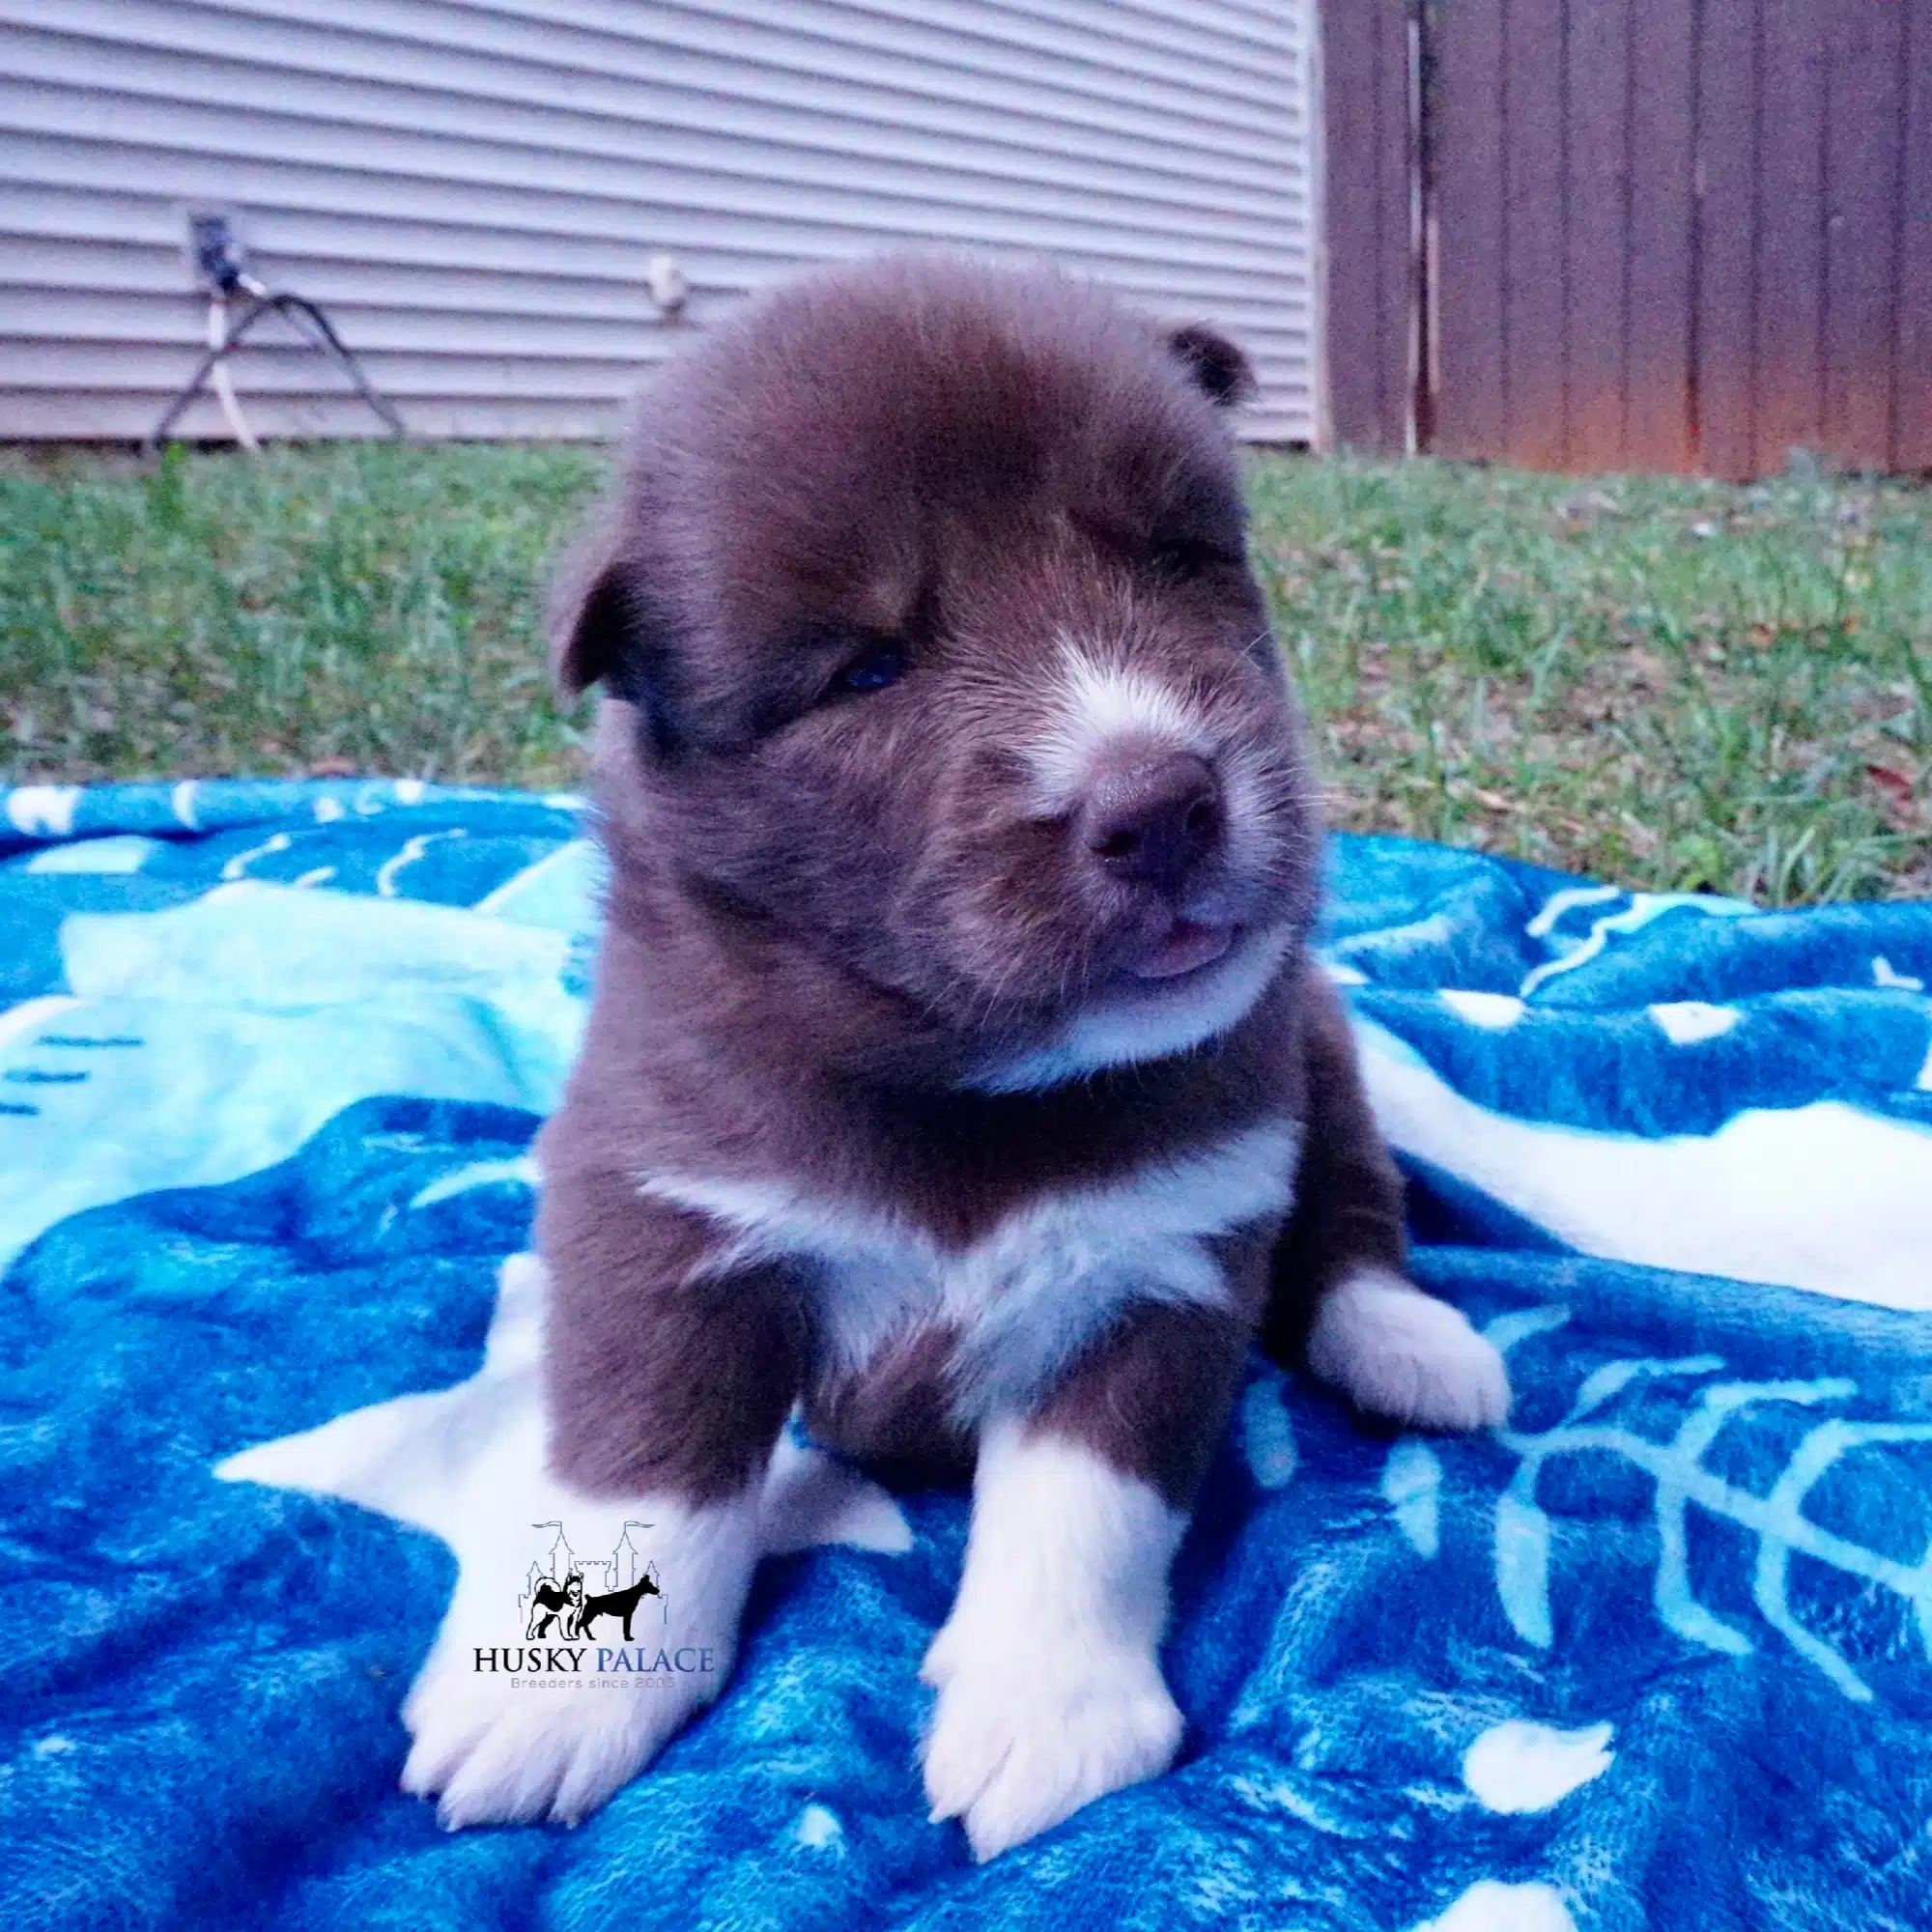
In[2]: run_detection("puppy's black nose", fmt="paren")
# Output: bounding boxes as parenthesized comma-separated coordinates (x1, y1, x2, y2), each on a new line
(1081, 751, 1224, 898)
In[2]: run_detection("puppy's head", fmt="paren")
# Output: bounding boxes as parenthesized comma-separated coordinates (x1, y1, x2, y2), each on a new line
(556, 256, 1320, 1088)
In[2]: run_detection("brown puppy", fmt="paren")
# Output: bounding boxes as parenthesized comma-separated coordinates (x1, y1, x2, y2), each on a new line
(402, 256, 1510, 1855)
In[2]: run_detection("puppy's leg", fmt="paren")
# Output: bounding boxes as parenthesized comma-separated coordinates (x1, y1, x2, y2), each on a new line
(1268, 966, 1510, 1431)
(401, 1165, 803, 1829)
(922, 1302, 1248, 1861)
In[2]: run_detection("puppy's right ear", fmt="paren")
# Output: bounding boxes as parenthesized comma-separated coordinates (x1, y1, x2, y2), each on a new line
(548, 531, 682, 755)
(547, 527, 633, 700)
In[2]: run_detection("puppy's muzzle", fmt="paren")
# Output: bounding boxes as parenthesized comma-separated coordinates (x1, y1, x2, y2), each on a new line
(1079, 749, 1224, 904)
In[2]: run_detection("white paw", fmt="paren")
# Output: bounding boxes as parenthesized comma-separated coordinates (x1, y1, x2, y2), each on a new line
(394, 1478, 760, 1830)
(1307, 1267, 1511, 1431)
(921, 1627, 1182, 1861)
(400, 1636, 716, 1828)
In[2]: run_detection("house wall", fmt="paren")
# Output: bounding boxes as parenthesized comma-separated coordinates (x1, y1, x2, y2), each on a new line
(0, 0, 1322, 443)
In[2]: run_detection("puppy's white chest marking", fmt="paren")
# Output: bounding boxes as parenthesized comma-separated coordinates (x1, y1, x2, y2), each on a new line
(639, 1121, 1300, 1420)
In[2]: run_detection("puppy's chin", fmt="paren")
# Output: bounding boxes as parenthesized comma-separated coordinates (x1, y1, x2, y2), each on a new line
(962, 921, 1295, 1094)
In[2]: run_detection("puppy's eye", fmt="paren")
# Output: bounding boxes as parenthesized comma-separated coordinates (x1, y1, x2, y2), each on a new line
(1149, 534, 1242, 580)
(826, 640, 908, 698)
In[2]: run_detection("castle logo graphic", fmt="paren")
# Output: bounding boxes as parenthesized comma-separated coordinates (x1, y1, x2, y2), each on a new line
(471, 1520, 717, 1682)
(519, 1519, 665, 1642)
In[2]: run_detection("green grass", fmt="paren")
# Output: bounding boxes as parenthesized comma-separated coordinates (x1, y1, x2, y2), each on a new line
(1, 441, 603, 792)
(1251, 457, 1931, 902)
(2, 440, 1927, 903)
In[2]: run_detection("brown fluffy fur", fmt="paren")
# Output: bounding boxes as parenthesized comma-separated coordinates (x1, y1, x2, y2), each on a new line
(533, 255, 1422, 1516)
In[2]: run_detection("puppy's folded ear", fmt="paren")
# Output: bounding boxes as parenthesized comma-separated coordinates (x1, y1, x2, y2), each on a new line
(547, 525, 634, 699)
(548, 527, 682, 754)
(1164, 323, 1258, 409)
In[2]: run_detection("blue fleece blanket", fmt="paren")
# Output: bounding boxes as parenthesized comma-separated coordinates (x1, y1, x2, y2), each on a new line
(4, 779, 1930, 1932)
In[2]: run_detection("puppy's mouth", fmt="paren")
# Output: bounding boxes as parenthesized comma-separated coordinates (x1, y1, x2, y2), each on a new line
(1126, 916, 1237, 981)
(961, 911, 1293, 1093)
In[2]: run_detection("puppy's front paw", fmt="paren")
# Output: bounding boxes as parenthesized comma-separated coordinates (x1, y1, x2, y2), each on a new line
(1308, 1266, 1511, 1431)
(921, 1627, 1182, 1861)
(396, 1487, 759, 1830)
(400, 1640, 717, 1828)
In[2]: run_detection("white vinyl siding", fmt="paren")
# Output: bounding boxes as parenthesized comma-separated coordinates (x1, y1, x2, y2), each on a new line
(0, 0, 1320, 442)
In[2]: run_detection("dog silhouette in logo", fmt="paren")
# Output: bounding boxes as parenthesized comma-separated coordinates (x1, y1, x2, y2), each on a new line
(574, 1571, 663, 1643)
(526, 1568, 585, 1640)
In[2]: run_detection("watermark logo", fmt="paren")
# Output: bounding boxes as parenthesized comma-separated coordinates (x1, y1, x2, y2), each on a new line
(472, 1520, 716, 1687)
(522, 1518, 662, 1641)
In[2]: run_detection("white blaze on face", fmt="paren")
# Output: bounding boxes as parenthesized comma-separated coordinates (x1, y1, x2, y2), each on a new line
(976, 638, 1295, 1093)
(1025, 641, 1213, 814)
